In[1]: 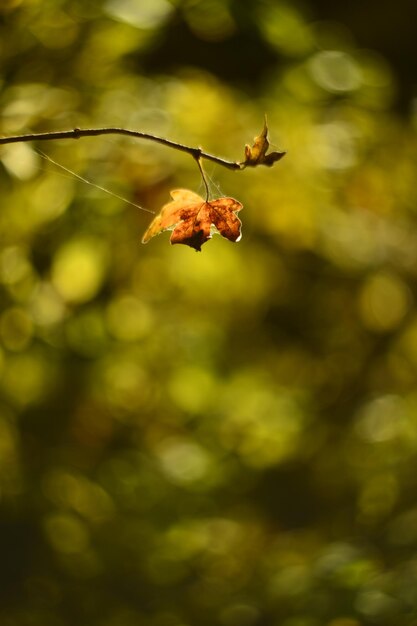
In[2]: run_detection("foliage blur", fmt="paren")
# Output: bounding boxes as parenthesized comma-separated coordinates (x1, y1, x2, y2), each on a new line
(1, 1, 417, 625)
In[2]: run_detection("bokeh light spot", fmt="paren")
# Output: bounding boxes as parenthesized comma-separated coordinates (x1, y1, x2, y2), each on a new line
(358, 271, 411, 332)
(0, 307, 33, 351)
(0, 143, 38, 180)
(43, 470, 114, 523)
(259, 3, 314, 56)
(355, 395, 406, 442)
(309, 50, 362, 92)
(168, 365, 215, 414)
(2, 352, 55, 406)
(105, 0, 173, 29)
(52, 238, 108, 304)
(157, 438, 212, 486)
(0, 246, 32, 285)
(30, 281, 66, 326)
(44, 513, 90, 554)
(185, 1, 236, 42)
(106, 295, 152, 342)
(311, 121, 358, 170)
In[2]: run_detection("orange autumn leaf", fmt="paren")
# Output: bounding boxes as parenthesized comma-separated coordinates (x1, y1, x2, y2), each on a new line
(142, 189, 243, 251)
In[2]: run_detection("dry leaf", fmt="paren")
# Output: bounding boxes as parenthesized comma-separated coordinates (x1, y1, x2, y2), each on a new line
(243, 119, 286, 167)
(142, 189, 243, 251)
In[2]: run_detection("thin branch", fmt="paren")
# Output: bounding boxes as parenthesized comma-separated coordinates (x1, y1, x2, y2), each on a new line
(0, 127, 244, 171)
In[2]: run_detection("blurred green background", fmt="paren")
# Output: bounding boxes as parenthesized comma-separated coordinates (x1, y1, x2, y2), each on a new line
(1, 1, 417, 625)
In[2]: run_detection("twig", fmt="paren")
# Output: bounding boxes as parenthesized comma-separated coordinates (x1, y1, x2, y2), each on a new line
(0, 127, 244, 171)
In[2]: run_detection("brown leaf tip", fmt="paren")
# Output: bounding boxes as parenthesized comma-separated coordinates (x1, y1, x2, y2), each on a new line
(243, 119, 286, 168)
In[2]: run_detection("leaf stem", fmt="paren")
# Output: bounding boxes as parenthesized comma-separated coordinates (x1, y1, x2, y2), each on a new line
(195, 156, 210, 201)
(0, 127, 244, 171)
